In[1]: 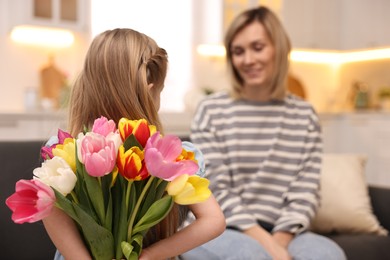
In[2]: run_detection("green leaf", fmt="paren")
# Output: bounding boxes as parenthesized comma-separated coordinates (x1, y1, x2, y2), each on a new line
(123, 134, 142, 151)
(102, 173, 113, 208)
(132, 195, 174, 234)
(54, 189, 80, 222)
(137, 177, 159, 218)
(121, 241, 133, 260)
(155, 180, 168, 200)
(129, 251, 139, 260)
(54, 190, 114, 260)
(113, 177, 128, 259)
(128, 181, 137, 219)
(73, 144, 99, 222)
(104, 191, 113, 232)
(132, 233, 144, 248)
(129, 233, 143, 258)
(82, 165, 106, 224)
(74, 150, 84, 192)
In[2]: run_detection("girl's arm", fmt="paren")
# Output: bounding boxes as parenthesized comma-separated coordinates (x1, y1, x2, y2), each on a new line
(139, 195, 226, 260)
(43, 207, 92, 260)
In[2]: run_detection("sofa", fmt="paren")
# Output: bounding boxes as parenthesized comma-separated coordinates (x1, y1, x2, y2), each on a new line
(1, 141, 390, 260)
(1, 141, 56, 260)
(326, 185, 390, 259)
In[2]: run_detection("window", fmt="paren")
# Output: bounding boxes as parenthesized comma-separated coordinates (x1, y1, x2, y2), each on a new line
(91, 0, 193, 112)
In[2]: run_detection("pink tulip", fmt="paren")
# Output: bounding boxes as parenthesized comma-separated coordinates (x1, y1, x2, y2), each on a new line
(6, 179, 55, 224)
(41, 146, 54, 160)
(79, 133, 117, 177)
(41, 129, 73, 160)
(58, 129, 73, 143)
(144, 132, 199, 181)
(92, 116, 117, 137)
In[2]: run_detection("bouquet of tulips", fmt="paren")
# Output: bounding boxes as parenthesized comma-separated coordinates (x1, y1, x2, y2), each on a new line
(6, 116, 211, 260)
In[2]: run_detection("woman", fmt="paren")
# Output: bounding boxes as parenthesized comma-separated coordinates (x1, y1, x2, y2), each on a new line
(43, 28, 225, 260)
(182, 6, 346, 260)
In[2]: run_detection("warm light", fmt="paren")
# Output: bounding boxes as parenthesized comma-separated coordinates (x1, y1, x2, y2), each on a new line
(290, 48, 390, 64)
(197, 44, 226, 58)
(341, 48, 390, 63)
(290, 50, 341, 64)
(10, 25, 75, 48)
(197, 44, 390, 64)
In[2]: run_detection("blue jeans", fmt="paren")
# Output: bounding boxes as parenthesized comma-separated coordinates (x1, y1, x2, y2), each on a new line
(180, 229, 346, 260)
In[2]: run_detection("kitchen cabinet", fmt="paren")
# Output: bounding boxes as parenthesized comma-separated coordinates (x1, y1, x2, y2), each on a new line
(320, 112, 390, 187)
(282, 0, 390, 50)
(9, 0, 89, 31)
(282, 0, 341, 49)
(339, 0, 390, 50)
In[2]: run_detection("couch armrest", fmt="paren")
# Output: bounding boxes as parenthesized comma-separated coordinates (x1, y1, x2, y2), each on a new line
(369, 185, 390, 232)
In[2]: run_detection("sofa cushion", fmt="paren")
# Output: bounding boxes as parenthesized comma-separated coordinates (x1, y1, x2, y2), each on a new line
(310, 153, 388, 235)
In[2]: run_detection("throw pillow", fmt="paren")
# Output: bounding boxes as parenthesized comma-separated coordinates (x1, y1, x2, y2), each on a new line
(310, 153, 388, 235)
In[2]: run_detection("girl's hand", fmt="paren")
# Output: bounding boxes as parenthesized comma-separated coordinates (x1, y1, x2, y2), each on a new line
(138, 248, 153, 260)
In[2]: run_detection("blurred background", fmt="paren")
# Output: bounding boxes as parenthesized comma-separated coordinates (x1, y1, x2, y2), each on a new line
(1, 0, 389, 186)
(1, 0, 390, 114)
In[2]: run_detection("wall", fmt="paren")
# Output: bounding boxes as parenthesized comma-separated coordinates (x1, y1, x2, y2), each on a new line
(289, 62, 340, 113)
(291, 59, 390, 113)
(1, 0, 390, 115)
(190, 50, 390, 114)
(338, 59, 390, 110)
(91, 0, 194, 112)
(0, 0, 90, 112)
(0, 0, 194, 113)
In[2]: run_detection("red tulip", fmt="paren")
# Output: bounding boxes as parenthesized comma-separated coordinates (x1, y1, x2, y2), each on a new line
(118, 118, 156, 147)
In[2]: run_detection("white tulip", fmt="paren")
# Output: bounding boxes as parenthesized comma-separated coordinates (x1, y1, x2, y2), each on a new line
(33, 156, 77, 196)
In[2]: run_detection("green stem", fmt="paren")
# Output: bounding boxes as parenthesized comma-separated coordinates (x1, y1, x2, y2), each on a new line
(70, 191, 79, 204)
(125, 180, 133, 210)
(127, 176, 155, 242)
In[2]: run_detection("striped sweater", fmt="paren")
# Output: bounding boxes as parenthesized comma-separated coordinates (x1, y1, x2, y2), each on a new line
(190, 91, 323, 234)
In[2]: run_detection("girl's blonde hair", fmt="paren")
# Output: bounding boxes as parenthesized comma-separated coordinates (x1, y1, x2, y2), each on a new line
(69, 28, 167, 135)
(68, 28, 180, 248)
(224, 6, 291, 100)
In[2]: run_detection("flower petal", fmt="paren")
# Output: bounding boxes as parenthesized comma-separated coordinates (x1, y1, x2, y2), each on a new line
(145, 148, 198, 181)
(5, 179, 55, 224)
(166, 174, 189, 196)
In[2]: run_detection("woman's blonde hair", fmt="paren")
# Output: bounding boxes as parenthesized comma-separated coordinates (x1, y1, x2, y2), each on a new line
(224, 6, 291, 100)
(68, 28, 180, 249)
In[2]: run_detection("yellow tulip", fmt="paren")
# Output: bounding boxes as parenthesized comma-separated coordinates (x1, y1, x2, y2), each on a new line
(167, 174, 211, 205)
(52, 138, 76, 172)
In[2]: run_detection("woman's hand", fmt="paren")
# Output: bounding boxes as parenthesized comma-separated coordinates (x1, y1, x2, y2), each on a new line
(244, 225, 292, 260)
(273, 231, 294, 248)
